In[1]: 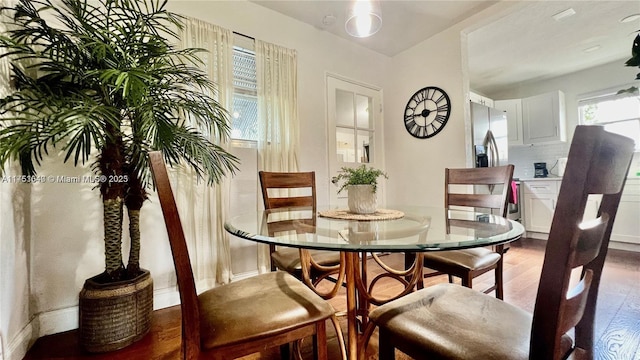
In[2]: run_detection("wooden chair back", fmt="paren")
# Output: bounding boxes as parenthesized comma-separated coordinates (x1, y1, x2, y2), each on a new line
(263, 208, 316, 235)
(445, 165, 515, 217)
(530, 125, 635, 359)
(259, 171, 317, 266)
(259, 171, 346, 299)
(149, 151, 201, 360)
(259, 171, 317, 210)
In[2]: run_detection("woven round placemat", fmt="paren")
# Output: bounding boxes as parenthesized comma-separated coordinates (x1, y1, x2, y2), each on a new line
(318, 208, 404, 221)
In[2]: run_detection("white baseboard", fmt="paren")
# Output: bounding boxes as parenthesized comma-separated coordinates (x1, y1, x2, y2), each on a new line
(37, 306, 78, 337)
(524, 231, 548, 240)
(6, 321, 34, 360)
(608, 241, 640, 252)
(152, 286, 180, 310)
(232, 270, 259, 281)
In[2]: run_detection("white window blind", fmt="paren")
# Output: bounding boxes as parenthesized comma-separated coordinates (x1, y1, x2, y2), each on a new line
(231, 34, 258, 141)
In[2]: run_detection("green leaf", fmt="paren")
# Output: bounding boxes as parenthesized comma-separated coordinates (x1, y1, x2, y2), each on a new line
(0, 0, 238, 182)
(331, 165, 388, 194)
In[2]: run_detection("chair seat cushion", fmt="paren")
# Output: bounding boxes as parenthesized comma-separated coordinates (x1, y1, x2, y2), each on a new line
(423, 248, 501, 271)
(198, 271, 335, 350)
(271, 248, 341, 273)
(370, 283, 573, 359)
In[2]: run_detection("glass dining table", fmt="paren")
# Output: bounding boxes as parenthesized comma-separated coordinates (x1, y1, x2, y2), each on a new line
(224, 205, 525, 360)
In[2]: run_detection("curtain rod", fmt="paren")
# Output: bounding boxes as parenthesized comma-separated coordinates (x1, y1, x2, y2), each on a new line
(233, 31, 255, 41)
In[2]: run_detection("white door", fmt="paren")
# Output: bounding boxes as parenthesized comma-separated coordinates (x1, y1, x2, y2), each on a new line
(326, 75, 384, 207)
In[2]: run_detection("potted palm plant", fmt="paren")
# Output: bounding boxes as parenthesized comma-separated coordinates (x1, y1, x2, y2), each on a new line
(332, 164, 387, 214)
(0, 0, 238, 352)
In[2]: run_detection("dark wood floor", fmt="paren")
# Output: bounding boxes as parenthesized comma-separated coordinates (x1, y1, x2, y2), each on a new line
(23, 238, 640, 360)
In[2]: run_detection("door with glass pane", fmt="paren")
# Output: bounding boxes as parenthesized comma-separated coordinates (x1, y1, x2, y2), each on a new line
(327, 75, 384, 207)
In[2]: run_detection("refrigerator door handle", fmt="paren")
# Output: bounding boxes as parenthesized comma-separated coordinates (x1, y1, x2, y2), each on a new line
(491, 133, 499, 166)
(483, 130, 500, 167)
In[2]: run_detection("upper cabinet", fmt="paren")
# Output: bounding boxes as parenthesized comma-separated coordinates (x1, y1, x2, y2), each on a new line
(494, 99, 523, 146)
(469, 91, 494, 107)
(521, 90, 566, 144)
(495, 90, 566, 146)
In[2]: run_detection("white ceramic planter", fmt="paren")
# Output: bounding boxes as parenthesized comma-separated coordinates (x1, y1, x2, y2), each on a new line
(347, 184, 377, 214)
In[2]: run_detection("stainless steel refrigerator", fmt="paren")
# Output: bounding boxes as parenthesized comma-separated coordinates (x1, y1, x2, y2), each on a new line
(470, 102, 520, 222)
(471, 102, 508, 168)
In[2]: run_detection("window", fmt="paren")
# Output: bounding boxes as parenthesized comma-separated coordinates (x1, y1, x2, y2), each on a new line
(231, 35, 257, 142)
(335, 89, 374, 163)
(578, 86, 640, 150)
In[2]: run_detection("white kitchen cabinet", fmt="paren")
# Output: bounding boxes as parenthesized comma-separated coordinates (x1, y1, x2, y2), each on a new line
(521, 90, 566, 144)
(610, 179, 640, 245)
(523, 178, 640, 247)
(470, 91, 494, 107)
(495, 99, 523, 146)
(583, 195, 602, 222)
(523, 180, 559, 233)
(569, 180, 640, 245)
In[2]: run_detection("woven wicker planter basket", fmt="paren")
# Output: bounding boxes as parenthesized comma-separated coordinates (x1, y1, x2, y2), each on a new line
(79, 269, 153, 353)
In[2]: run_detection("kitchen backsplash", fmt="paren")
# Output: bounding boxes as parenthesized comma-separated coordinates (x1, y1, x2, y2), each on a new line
(509, 143, 569, 178)
(509, 143, 640, 179)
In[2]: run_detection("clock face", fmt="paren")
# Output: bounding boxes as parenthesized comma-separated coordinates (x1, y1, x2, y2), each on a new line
(404, 86, 451, 139)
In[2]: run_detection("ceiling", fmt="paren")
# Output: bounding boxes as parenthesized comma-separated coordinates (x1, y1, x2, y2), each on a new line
(249, 0, 640, 95)
(468, 1, 640, 94)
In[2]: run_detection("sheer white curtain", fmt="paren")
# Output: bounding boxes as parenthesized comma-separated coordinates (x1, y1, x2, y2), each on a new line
(175, 18, 234, 288)
(255, 40, 300, 272)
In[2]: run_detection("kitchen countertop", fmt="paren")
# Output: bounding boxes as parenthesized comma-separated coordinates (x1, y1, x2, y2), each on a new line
(517, 177, 640, 182)
(517, 177, 562, 181)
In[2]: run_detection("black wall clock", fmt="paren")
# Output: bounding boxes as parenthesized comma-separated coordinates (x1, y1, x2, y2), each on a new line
(404, 86, 451, 139)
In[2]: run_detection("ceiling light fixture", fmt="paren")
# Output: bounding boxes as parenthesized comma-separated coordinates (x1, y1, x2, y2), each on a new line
(552, 8, 576, 22)
(345, 0, 382, 38)
(621, 14, 640, 23)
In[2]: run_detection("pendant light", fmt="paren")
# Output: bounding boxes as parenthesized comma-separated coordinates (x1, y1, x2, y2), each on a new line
(345, 0, 382, 38)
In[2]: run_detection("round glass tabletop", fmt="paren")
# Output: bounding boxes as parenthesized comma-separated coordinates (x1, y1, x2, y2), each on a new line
(224, 205, 525, 252)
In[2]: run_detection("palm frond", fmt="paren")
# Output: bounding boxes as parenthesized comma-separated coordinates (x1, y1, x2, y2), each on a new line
(1, 0, 238, 187)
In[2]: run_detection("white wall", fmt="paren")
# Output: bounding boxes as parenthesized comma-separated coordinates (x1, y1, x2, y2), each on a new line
(0, 1, 392, 359)
(167, 0, 392, 203)
(384, 28, 468, 206)
(383, 1, 518, 206)
(488, 59, 640, 178)
(0, 3, 33, 355)
(0, 172, 31, 360)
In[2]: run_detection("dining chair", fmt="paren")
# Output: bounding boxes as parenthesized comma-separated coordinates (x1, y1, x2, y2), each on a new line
(149, 152, 344, 360)
(367, 125, 634, 359)
(259, 171, 345, 299)
(413, 164, 514, 299)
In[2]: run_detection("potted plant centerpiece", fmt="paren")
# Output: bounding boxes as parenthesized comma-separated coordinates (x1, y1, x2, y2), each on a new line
(332, 164, 388, 214)
(0, 0, 238, 352)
